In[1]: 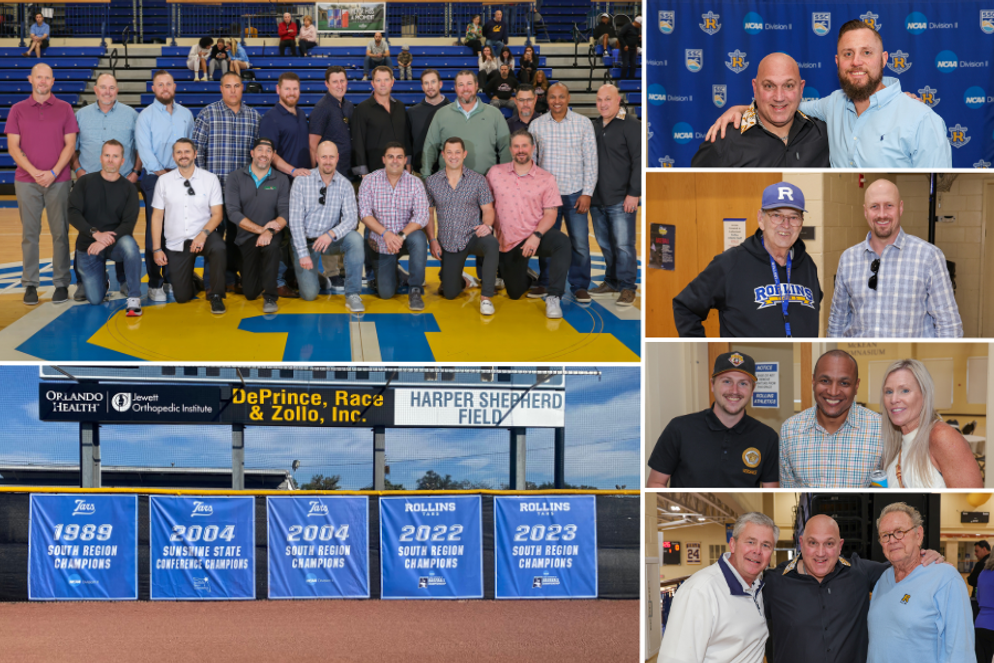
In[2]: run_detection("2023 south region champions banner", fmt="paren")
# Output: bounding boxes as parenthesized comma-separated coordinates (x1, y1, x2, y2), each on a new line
(494, 495, 598, 599)
(150, 496, 255, 600)
(379, 495, 483, 599)
(267, 496, 370, 599)
(29, 494, 138, 601)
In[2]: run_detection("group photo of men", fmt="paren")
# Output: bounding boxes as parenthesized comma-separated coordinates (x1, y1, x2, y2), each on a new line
(646, 491, 991, 663)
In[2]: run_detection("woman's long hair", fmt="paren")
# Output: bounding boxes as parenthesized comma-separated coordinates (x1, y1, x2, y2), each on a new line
(879, 359, 941, 485)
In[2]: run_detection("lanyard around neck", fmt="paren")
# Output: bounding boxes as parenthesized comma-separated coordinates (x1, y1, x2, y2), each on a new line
(763, 235, 792, 338)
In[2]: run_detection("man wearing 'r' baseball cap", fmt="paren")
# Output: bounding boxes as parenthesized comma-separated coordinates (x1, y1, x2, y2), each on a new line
(647, 351, 779, 488)
(673, 181, 823, 337)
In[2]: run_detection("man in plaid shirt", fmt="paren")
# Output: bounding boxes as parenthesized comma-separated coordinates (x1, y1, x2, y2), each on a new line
(828, 179, 963, 337)
(358, 142, 429, 310)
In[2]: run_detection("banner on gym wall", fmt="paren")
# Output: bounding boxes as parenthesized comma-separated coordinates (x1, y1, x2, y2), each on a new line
(149, 496, 255, 600)
(267, 496, 370, 599)
(379, 495, 483, 599)
(494, 495, 598, 599)
(316, 3, 386, 32)
(28, 494, 138, 601)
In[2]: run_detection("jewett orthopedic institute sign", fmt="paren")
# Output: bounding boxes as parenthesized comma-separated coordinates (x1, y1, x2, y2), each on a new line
(40, 384, 223, 423)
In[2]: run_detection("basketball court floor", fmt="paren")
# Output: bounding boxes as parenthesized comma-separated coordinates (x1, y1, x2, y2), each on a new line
(0, 204, 641, 361)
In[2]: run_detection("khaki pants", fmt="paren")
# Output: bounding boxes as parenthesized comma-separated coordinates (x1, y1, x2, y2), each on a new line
(15, 180, 71, 288)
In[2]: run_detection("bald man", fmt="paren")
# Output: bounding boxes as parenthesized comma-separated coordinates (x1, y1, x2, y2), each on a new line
(763, 513, 944, 663)
(692, 53, 829, 167)
(828, 179, 962, 337)
(7, 63, 79, 305)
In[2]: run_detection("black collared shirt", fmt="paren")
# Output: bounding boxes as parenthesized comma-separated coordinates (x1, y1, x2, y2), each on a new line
(648, 408, 778, 487)
(691, 110, 830, 168)
(764, 553, 888, 663)
(351, 96, 412, 176)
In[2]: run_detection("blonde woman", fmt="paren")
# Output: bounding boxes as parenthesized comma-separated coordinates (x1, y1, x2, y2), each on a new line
(880, 359, 982, 488)
(298, 15, 318, 56)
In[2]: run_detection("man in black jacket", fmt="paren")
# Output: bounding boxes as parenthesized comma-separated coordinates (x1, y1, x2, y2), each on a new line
(692, 53, 829, 168)
(673, 181, 822, 337)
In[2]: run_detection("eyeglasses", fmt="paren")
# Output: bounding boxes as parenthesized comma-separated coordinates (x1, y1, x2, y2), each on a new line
(868, 258, 880, 291)
(318, 186, 327, 206)
(878, 527, 915, 543)
(183, 180, 196, 196)
(766, 212, 803, 227)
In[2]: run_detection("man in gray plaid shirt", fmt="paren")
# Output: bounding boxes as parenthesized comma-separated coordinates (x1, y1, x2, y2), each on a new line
(828, 179, 962, 338)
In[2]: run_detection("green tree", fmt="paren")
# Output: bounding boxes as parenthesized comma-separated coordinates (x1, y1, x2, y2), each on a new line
(416, 470, 464, 490)
(302, 474, 341, 490)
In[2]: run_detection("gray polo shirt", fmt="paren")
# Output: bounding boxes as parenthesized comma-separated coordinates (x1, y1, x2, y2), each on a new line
(224, 164, 291, 246)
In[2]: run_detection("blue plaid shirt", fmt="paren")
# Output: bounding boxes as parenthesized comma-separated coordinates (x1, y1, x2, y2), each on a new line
(192, 100, 260, 186)
(828, 228, 963, 338)
(288, 169, 358, 260)
(529, 109, 599, 196)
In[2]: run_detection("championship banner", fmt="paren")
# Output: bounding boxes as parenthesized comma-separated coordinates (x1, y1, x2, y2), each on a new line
(316, 3, 385, 33)
(394, 388, 565, 427)
(28, 494, 137, 601)
(223, 386, 395, 427)
(494, 495, 598, 599)
(379, 495, 483, 599)
(266, 496, 370, 599)
(149, 496, 255, 600)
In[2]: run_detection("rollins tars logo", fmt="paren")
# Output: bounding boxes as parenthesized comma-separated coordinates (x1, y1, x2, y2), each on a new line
(73, 499, 96, 516)
(307, 500, 329, 517)
(191, 501, 213, 517)
(754, 284, 817, 310)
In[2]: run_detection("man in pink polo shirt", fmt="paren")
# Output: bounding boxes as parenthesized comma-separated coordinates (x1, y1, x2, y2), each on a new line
(7, 63, 79, 305)
(486, 129, 570, 319)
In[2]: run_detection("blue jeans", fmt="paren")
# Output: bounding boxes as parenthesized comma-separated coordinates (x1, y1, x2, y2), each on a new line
(369, 229, 427, 299)
(590, 202, 638, 291)
(293, 231, 364, 301)
(363, 55, 392, 77)
(75, 236, 143, 305)
(140, 171, 170, 288)
(538, 190, 590, 292)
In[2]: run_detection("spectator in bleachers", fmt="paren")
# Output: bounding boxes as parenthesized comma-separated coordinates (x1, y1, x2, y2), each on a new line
(486, 64, 518, 110)
(532, 70, 550, 113)
(363, 32, 391, 82)
(397, 45, 413, 81)
(589, 84, 640, 308)
(507, 85, 541, 133)
(421, 70, 510, 180)
(25, 12, 49, 58)
(71, 73, 142, 301)
(464, 15, 483, 55)
(150, 138, 227, 312)
(192, 71, 261, 295)
(278, 12, 298, 57)
(290, 140, 365, 310)
(187, 37, 212, 83)
(529, 83, 598, 303)
(224, 138, 290, 313)
(478, 45, 499, 89)
(425, 137, 497, 315)
(497, 46, 515, 71)
(518, 45, 538, 85)
(229, 38, 251, 76)
(208, 38, 230, 81)
(617, 15, 641, 81)
(298, 15, 318, 57)
(483, 9, 508, 55)
(135, 70, 195, 302)
(68, 139, 142, 316)
(359, 142, 429, 310)
(8, 63, 78, 305)
(351, 66, 412, 177)
(487, 129, 569, 319)
(406, 69, 450, 175)
(592, 13, 618, 63)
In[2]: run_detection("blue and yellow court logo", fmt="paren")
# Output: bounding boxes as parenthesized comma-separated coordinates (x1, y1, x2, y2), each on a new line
(918, 85, 940, 108)
(700, 11, 721, 35)
(659, 10, 674, 35)
(725, 49, 749, 74)
(713, 84, 727, 108)
(860, 11, 881, 31)
(812, 12, 831, 36)
(948, 124, 971, 149)
(981, 10, 994, 34)
(753, 284, 816, 310)
(685, 49, 703, 73)
(886, 50, 912, 75)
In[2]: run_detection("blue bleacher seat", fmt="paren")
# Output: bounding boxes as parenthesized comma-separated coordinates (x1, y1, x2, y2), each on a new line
(0, 48, 105, 57)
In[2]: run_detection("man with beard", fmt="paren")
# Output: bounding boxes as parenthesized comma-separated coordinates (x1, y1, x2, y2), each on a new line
(646, 352, 779, 488)
(673, 182, 822, 337)
(828, 179, 962, 337)
(779, 350, 881, 488)
(406, 69, 450, 175)
(706, 20, 951, 168)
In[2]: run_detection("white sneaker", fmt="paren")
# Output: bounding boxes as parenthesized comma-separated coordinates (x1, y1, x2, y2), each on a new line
(494, 277, 505, 291)
(148, 287, 166, 302)
(462, 271, 479, 289)
(480, 298, 495, 316)
(125, 298, 142, 317)
(545, 295, 563, 319)
(163, 283, 174, 295)
(345, 294, 365, 313)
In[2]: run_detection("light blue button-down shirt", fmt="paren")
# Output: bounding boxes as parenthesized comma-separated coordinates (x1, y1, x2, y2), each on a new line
(799, 77, 951, 169)
(75, 101, 139, 175)
(135, 99, 195, 173)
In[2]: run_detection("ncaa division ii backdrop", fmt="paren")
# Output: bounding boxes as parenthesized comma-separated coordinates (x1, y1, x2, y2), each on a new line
(646, 0, 994, 168)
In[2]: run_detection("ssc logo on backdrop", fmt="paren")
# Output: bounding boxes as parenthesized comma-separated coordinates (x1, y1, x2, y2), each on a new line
(713, 85, 727, 108)
(983, 10, 994, 34)
(659, 10, 674, 35)
(812, 12, 831, 36)
(685, 49, 703, 73)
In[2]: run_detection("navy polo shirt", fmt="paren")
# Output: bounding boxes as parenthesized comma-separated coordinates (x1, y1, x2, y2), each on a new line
(648, 408, 779, 487)
(259, 103, 311, 169)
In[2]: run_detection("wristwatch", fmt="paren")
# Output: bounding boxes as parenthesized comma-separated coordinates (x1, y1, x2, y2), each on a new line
(200, 228, 211, 235)
(89, 227, 98, 236)
(266, 227, 276, 235)
(532, 231, 543, 239)
(397, 231, 406, 240)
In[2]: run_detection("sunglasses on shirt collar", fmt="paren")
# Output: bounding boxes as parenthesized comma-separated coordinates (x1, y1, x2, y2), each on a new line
(868, 258, 880, 291)
(183, 179, 196, 196)
(319, 186, 327, 206)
